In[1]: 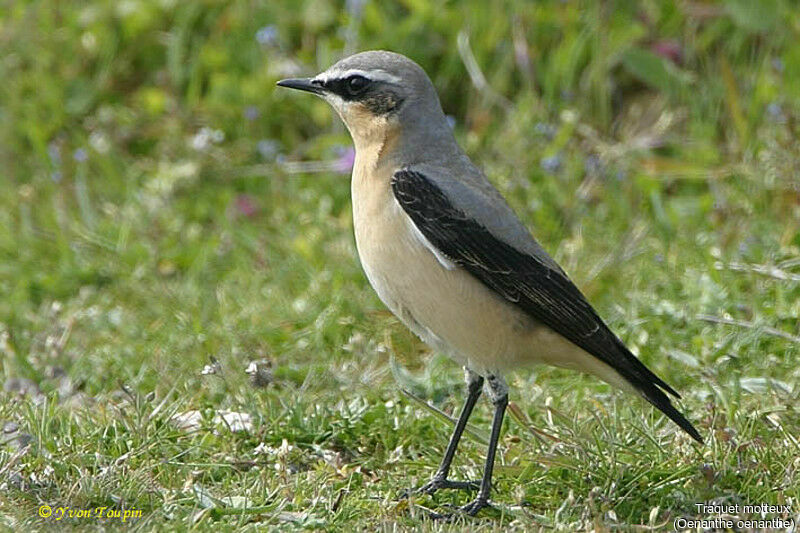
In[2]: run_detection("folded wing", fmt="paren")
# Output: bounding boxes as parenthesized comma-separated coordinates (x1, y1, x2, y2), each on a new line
(391, 169, 702, 443)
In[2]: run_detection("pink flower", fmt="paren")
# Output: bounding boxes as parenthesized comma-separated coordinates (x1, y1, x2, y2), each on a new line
(651, 40, 684, 66)
(234, 194, 258, 217)
(334, 146, 356, 174)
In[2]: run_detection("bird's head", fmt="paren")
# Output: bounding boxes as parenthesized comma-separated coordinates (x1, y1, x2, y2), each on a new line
(277, 51, 450, 155)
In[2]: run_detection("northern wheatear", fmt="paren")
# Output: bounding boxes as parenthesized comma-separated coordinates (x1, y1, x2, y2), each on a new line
(278, 50, 702, 517)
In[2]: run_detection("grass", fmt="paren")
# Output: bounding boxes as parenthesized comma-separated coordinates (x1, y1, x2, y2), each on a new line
(1, 0, 799, 530)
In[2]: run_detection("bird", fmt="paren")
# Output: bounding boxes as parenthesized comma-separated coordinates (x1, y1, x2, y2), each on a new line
(277, 50, 702, 517)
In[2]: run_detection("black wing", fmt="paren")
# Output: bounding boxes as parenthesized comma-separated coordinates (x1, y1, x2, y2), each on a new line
(391, 169, 702, 443)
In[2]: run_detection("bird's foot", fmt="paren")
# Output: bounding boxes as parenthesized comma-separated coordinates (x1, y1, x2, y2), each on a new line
(418, 477, 480, 495)
(399, 476, 480, 499)
(426, 497, 492, 520)
(457, 497, 491, 516)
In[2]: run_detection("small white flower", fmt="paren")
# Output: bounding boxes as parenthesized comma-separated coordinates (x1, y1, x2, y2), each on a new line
(190, 127, 225, 151)
(201, 358, 221, 375)
(89, 131, 111, 154)
(214, 411, 252, 433)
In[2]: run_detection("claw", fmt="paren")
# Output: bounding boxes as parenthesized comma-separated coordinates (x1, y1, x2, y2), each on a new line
(458, 497, 491, 516)
(399, 476, 480, 499)
(424, 498, 492, 520)
(419, 477, 480, 495)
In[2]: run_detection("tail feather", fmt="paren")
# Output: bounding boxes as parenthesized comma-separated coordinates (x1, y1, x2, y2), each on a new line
(638, 382, 704, 443)
(611, 339, 703, 443)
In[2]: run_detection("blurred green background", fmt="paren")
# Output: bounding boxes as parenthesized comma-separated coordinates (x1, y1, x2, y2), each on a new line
(1, 0, 798, 530)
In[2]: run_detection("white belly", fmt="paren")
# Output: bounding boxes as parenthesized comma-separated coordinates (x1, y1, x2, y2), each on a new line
(349, 170, 633, 391)
(351, 174, 539, 374)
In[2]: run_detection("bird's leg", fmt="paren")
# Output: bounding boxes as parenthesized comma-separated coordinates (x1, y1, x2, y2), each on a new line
(415, 369, 484, 496)
(457, 374, 508, 516)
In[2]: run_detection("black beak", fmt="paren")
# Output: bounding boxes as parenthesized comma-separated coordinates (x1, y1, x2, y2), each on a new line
(276, 78, 324, 95)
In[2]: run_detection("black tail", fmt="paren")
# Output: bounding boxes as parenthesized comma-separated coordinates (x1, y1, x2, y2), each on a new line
(613, 339, 703, 443)
(638, 382, 704, 443)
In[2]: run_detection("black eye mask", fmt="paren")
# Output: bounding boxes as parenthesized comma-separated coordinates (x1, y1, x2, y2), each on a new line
(344, 75, 369, 96)
(318, 75, 405, 114)
(317, 75, 369, 101)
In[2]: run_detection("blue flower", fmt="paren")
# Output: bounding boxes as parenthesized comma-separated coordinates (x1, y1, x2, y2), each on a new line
(244, 106, 260, 121)
(256, 139, 280, 161)
(766, 102, 786, 124)
(584, 154, 603, 176)
(255, 25, 278, 47)
(73, 148, 88, 163)
(534, 122, 557, 140)
(346, 0, 365, 17)
(47, 142, 61, 165)
(540, 154, 562, 174)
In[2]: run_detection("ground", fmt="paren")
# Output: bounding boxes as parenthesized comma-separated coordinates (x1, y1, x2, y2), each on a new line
(1, 1, 799, 531)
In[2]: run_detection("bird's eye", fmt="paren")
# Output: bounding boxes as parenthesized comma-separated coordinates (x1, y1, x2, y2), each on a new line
(345, 75, 370, 96)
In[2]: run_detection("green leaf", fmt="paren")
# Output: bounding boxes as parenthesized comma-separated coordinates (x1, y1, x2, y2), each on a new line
(621, 48, 687, 95)
(725, 0, 780, 33)
(192, 484, 223, 509)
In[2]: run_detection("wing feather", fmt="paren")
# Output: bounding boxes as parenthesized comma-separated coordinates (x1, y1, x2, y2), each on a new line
(391, 169, 702, 443)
